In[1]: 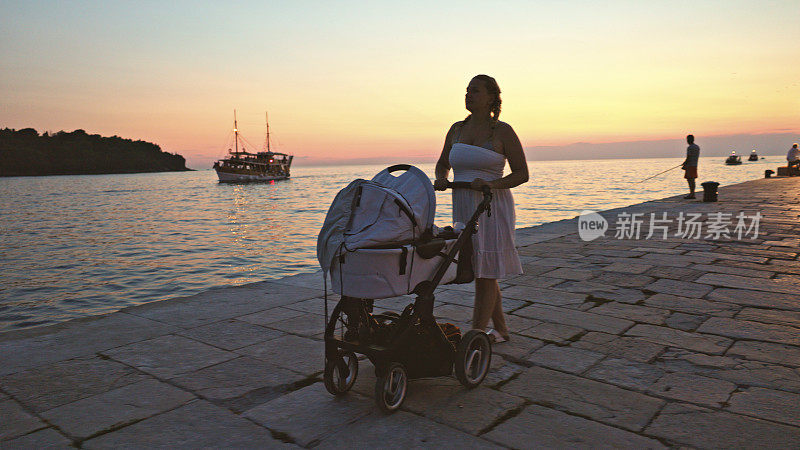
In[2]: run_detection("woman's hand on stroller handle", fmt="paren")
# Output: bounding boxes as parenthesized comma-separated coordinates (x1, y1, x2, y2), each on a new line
(434, 179, 492, 195)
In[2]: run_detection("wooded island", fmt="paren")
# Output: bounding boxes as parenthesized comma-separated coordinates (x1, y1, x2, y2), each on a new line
(0, 128, 190, 176)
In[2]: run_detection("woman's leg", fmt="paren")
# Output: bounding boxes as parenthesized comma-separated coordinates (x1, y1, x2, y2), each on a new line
(490, 281, 509, 338)
(472, 278, 496, 330)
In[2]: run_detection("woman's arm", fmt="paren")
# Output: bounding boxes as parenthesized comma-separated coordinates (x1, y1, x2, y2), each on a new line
(434, 123, 458, 190)
(479, 123, 529, 190)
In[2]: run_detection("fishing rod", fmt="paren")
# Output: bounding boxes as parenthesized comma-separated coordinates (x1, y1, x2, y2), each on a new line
(636, 163, 684, 183)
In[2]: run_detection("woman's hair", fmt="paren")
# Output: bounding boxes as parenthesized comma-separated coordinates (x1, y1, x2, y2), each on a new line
(465, 74, 502, 123)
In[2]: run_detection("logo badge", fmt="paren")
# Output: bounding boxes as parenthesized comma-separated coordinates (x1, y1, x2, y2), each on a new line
(578, 210, 608, 241)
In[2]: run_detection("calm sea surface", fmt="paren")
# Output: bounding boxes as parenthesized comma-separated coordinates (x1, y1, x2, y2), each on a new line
(0, 156, 779, 331)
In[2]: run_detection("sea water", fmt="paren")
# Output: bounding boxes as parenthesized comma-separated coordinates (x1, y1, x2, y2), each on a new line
(0, 156, 778, 331)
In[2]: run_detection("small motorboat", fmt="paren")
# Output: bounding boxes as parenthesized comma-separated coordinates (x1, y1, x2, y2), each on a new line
(725, 151, 742, 165)
(748, 150, 759, 161)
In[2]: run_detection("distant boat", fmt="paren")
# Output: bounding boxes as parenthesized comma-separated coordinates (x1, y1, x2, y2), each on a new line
(748, 149, 759, 161)
(725, 151, 742, 165)
(213, 111, 293, 182)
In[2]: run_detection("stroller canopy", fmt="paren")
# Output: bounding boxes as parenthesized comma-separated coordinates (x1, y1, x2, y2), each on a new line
(317, 165, 435, 273)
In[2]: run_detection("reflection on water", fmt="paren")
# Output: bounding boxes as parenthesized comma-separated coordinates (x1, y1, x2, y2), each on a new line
(0, 156, 778, 331)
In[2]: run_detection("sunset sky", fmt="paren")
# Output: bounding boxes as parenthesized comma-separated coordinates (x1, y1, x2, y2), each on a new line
(2, 1, 799, 167)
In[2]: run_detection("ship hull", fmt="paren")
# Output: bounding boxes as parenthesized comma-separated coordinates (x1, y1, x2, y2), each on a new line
(215, 169, 289, 182)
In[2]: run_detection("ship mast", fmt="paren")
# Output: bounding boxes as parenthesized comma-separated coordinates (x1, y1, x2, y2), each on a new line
(233, 109, 239, 155)
(265, 112, 271, 153)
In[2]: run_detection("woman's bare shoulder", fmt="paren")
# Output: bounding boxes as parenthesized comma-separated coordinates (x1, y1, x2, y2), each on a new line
(495, 121, 517, 136)
(446, 120, 465, 136)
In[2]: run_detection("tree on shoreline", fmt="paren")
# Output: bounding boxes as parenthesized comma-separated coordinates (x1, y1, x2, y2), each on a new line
(0, 127, 190, 177)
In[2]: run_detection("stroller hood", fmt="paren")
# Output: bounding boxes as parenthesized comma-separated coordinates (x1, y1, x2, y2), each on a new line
(317, 165, 435, 273)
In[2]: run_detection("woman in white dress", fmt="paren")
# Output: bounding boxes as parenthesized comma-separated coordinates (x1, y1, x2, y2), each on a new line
(434, 74, 528, 343)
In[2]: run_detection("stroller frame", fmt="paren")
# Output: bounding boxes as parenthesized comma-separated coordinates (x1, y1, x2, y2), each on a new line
(323, 179, 494, 412)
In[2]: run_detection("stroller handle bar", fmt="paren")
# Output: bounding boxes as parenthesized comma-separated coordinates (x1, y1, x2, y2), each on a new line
(437, 181, 492, 195)
(416, 180, 493, 298)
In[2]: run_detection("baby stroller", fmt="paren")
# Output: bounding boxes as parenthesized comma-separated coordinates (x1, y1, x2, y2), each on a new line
(317, 164, 494, 412)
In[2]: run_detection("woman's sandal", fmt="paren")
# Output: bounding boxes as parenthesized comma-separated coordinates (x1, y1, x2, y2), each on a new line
(486, 329, 509, 344)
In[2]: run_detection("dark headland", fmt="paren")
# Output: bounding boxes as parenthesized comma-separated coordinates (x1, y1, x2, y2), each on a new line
(0, 128, 190, 177)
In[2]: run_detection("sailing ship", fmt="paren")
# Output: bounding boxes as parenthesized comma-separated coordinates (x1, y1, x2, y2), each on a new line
(213, 111, 293, 182)
(725, 151, 742, 165)
(748, 149, 759, 161)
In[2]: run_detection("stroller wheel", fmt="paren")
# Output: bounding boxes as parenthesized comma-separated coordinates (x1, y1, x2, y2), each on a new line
(323, 351, 359, 395)
(455, 330, 492, 388)
(374, 362, 408, 413)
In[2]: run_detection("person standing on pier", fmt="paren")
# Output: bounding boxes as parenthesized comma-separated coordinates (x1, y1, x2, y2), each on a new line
(434, 74, 528, 344)
(787, 143, 800, 174)
(681, 134, 700, 199)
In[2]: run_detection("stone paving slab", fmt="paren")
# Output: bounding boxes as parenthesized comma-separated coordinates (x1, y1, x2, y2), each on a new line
(41, 378, 195, 440)
(236, 334, 324, 376)
(316, 410, 501, 449)
(502, 366, 665, 431)
(490, 334, 545, 360)
(102, 334, 237, 379)
(83, 400, 288, 449)
(0, 398, 46, 441)
(264, 314, 325, 338)
(514, 303, 634, 334)
(0, 356, 149, 413)
(645, 402, 800, 448)
(0, 313, 175, 376)
(725, 340, 800, 367)
(647, 372, 736, 408)
(0, 428, 72, 449)
(601, 262, 655, 274)
(588, 302, 671, 325)
(706, 287, 800, 311)
(239, 306, 307, 326)
(697, 272, 800, 295)
(244, 383, 373, 447)
(124, 283, 322, 329)
(516, 320, 585, 343)
(176, 318, 285, 350)
(643, 293, 738, 317)
(691, 263, 775, 278)
(624, 323, 732, 354)
(584, 357, 665, 391)
(591, 271, 656, 288)
(484, 404, 666, 449)
(551, 280, 647, 304)
(423, 387, 525, 435)
(727, 386, 800, 427)
(170, 356, 306, 404)
(501, 285, 586, 308)
(656, 348, 800, 393)
(644, 278, 714, 298)
(664, 311, 706, 331)
(572, 331, 666, 363)
(644, 265, 704, 281)
(526, 344, 605, 374)
(697, 316, 800, 346)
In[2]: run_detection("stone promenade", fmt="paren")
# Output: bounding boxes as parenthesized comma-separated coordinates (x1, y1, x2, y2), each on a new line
(2, 176, 799, 448)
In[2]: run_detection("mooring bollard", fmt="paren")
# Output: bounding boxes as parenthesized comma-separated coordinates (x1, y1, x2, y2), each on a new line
(701, 181, 719, 202)
(765, 169, 774, 178)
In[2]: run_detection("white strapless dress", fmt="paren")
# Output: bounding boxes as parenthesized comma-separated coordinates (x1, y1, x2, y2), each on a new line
(449, 143, 523, 279)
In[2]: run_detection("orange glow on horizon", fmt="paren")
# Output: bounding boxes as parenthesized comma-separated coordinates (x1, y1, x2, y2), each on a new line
(1, 2, 798, 167)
